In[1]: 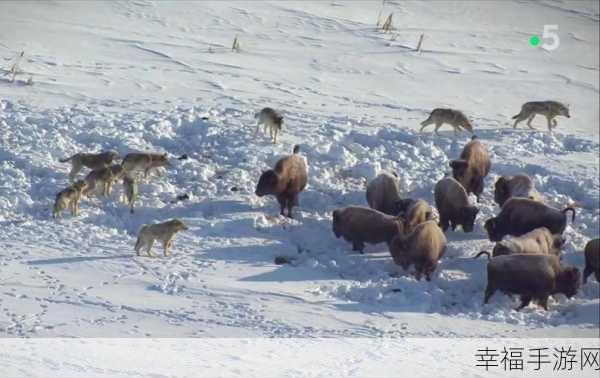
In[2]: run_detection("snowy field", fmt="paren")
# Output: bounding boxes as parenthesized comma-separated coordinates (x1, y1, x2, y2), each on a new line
(0, 0, 598, 349)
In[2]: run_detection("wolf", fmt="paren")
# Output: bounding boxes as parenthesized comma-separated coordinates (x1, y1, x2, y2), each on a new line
(121, 152, 170, 179)
(255, 107, 283, 144)
(59, 150, 120, 182)
(122, 175, 138, 213)
(134, 219, 188, 257)
(512, 101, 570, 131)
(420, 108, 474, 135)
(53, 180, 88, 218)
(84, 164, 125, 197)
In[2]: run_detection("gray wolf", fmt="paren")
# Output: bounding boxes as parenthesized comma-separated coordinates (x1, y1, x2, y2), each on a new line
(420, 108, 473, 135)
(134, 219, 189, 257)
(255, 107, 284, 144)
(53, 180, 88, 218)
(59, 150, 119, 182)
(512, 101, 570, 131)
(121, 152, 170, 179)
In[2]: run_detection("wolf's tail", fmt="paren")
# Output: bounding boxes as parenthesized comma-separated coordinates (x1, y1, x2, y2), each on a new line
(511, 112, 521, 119)
(420, 115, 433, 126)
(561, 207, 576, 222)
(134, 229, 144, 251)
(59, 155, 75, 163)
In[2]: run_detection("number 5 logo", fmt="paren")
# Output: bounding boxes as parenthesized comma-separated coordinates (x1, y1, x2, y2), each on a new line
(542, 24, 560, 51)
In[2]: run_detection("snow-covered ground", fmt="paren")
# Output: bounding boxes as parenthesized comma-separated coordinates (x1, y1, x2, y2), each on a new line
(0, 0, 598, 344)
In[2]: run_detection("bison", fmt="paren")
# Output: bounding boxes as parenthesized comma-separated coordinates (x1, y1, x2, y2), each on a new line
(475, 227, 565, 259)
(494, 174, 542, 207)
(484, 254, 580, 310)
(484, 198, 575, 242)
(389, 220, 447, 281)
(255, 145, 307, 218)
(583, 238, 600, 284)
(434, 177, 479, 232)
(332, 206, 404, 254)
(449, 137, 491, 202)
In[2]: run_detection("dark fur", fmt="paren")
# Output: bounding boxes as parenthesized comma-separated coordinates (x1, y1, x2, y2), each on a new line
(256, 107, 283, 130)
(332, 206, 404, 254)
(484, 198, 575, 242)
(583, 238, 600, 284)
(434, 177, 479, 233)
(449, 138, 491, 202)
(484, 254, 581, 310)
(255, 145, 307, 218)
(389, 221, 447, 281)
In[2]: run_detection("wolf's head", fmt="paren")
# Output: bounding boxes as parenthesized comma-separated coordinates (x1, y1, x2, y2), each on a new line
(169, 219, 189, 232)
(72, 180, 88, 193)
(560, 103, 570, 118)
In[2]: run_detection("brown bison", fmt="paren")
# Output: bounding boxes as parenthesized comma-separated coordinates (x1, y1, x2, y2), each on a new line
(255, 145, 307, 218)
(366, 172, 405, 216)
(449, 137, 491, 202)
(484, 198, 575, 242)
(403, 199, 434, 233)
(484, 254, 580, 310)
(434, 177, 479, 232)
(332, 206, 404, 254)
(583, 238, 600, 284)
(389, 221, 447, 281)
(475, 227, 565, 259)
(494, 174, 542, 207)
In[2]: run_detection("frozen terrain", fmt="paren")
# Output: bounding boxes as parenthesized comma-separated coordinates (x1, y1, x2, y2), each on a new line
(0, 0, 598, 345)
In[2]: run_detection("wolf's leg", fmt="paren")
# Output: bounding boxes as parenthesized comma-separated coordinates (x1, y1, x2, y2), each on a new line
(146, 239, 155, 257)
(68, 162, 82, 183)
(273, 128, 278, 144)
(551, 118, 557, 128)
(546, 116, 553, 132)
(434, 122, 442, 135)
(255, 121, 261, 134)
(164, 236, 175, 256)
(419, 118, 433, 132)
(135, 238, 143, 256)
(163, 238, 171, 256)
(526, 114, 536, 129)
(85, 181, 95, 198)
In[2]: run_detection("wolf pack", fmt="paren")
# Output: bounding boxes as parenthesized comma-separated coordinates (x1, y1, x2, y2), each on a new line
(52, 100, 598, 312)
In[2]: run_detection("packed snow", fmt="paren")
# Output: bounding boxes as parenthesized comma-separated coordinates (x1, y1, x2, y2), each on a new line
(0, 0, 598, 344)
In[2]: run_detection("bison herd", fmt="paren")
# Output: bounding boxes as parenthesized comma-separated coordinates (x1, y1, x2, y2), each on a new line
(257, 139, 599, 311)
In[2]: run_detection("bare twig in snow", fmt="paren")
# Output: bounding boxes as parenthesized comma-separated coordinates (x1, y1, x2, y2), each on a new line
(416, 33, 425, 52)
